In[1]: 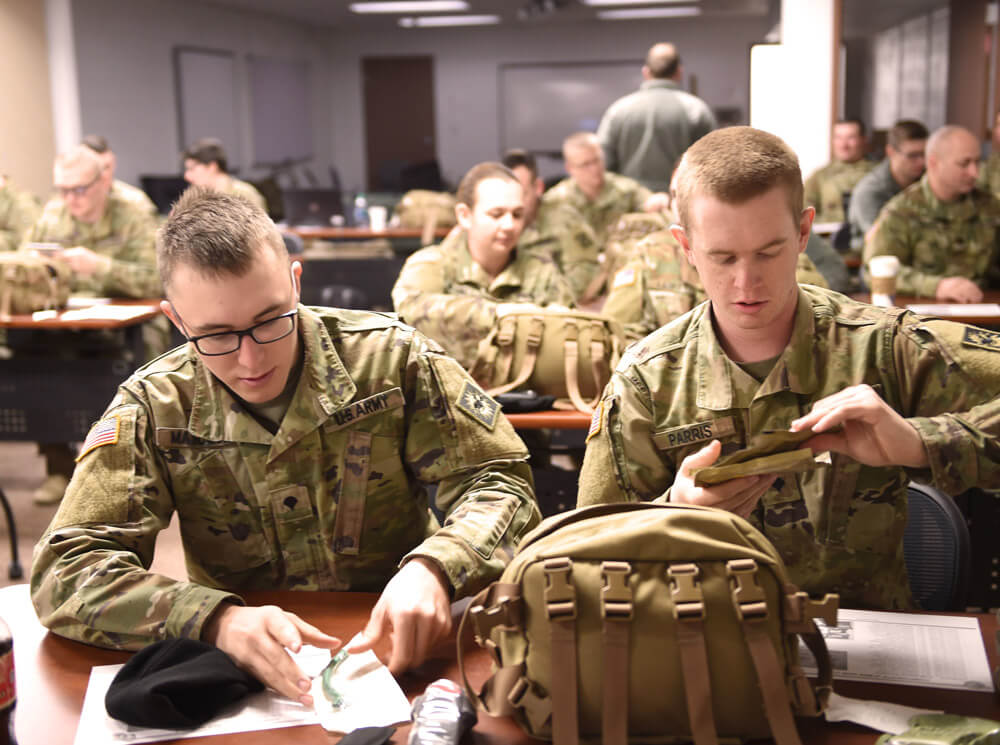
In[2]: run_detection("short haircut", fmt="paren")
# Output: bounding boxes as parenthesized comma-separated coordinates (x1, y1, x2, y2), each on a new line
(673, 126, 803, 229)
(156, 187, 285, 293)
(562, 131, 601, 161)
(455, 162, 519, 208)
(645, 42, 680, 79)
(502, 149, 538, 180)
(887, 120, 929, 149)
(835, 118, 867, 137)
(926, 124, 977, 159)
(81, 134, 110, 154)
(54, 145, 102, 181)
(183, 137, 229, 174)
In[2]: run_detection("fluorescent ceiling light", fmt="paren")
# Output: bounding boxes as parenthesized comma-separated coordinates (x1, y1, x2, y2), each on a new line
(399, 14, 501, 26)
(350, 1, 468, 13)
(597, 7, 701, 19)
(583, 0, 693, 5)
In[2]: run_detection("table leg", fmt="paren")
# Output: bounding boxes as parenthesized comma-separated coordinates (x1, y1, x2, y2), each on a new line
(0, 486, 23, 580)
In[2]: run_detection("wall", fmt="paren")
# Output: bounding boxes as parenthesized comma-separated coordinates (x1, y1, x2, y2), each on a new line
(0, 0, 56, 197)
(71, 0, 333, 188)
(326, 15, 773, 191)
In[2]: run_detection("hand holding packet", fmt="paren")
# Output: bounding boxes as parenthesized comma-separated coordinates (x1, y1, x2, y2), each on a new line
(691, 428, 828, 486)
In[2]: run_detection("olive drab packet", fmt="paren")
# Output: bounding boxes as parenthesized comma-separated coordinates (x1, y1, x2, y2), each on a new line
(876, 715, 1000, 745)
(469, 305, 625, 415)
(458, 502, 839, 745)
(692, 428, 827, 486)
(0, 252, 71, 318)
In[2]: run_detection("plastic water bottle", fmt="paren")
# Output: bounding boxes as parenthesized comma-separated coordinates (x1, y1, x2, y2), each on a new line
(407, 679, 476, 745)
(352, 193, 369, 227)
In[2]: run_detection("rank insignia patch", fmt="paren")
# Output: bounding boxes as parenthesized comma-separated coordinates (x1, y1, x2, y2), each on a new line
(962, 327, 1000, 352)
(76, 415, 120, 461)
(456, 381, 501, 430)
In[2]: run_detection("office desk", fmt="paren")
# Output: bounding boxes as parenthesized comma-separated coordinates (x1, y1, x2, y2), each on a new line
(288, 226, 450, 244)
(5, 583, 998, 745)
(505, 409, 592, 430)
(850, 291, 1000, 328)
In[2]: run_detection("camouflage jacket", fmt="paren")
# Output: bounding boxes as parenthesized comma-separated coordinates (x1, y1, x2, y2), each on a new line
(864, 176, 1000, 297)
(112, 179, 158, 217)
(603, 229, 828, 339)
(539, 172, 652, 245)
(533, 201, 602, 301)
(228, 177, 267, 212)
(24, 190, 160, 297)
(579, 285, 1000, 609)
(0, 180, 40, 253)
(804, 159, 875, 224)
(31, 306, 539, 650)
(978, 151, 1000, 199)
(392, 229, 575, 369)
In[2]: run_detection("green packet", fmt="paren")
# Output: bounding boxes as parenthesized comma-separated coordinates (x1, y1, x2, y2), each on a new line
(691, 428, 824, 486)
(876, 714, 1000, 745)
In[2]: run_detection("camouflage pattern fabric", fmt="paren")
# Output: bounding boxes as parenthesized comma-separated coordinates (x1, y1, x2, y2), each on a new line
(393, 190, 458, 231)
(578, 285, 1000, 609)
(391, 228, 575, 369)
(112, 179, 158, 218)
(603, 229, 828, 340)
(0, 180, 40, 253)
(532, 200, 601, 302)
(24, 190, 160, 298)
(803, 159, 875, 224)
(864, 176, 1000, 297)
(30, 305, 539, 650)
(227, 178, 268, 213)
(539, 171, 652, 246)
(978, 151, 1000, 200)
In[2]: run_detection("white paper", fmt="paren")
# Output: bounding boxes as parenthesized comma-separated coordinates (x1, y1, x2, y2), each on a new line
(799, 609, 994, 691)
(58, 304, 158, 322)
(905, 303, 1000, 317)
(824, 692, 941, 733)
(812, 221, 843, 236)
(67, 296, 113, 309)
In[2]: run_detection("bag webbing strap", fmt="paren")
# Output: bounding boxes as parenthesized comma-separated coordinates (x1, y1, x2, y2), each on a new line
(544, 557, 579, 745)
(669, 563, 718, 745)
(458, 583, 524, 716)
(601, 561, 632, 745)
(563, 322, 594, 414)
(487, 315, 544, 397)
(727, 559, 803, 745)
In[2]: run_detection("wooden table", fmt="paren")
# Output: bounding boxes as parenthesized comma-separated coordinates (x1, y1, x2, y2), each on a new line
(287, 226, 449, 243)
(505, 409, 592, 430)
(850, 291, 1000, 328)
(5, 584, 998, 745)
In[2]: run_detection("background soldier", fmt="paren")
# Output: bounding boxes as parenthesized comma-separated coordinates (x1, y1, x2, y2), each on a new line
(803, 118, 874, 224)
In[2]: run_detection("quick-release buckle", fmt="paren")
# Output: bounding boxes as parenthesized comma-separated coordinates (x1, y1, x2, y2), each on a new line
(526, 316, 545, 349)
(600, 561, 633, 621)
(668, 563, 705, 621)
(469, 594, 521, 655)
(543, 557, 576, 621)
(726, 558, 769, 622)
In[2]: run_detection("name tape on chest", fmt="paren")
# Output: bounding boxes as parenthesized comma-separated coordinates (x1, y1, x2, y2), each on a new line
(962, 326, 1000, 353)
(455, 380, 501, 430)
(326, 387, 405, 431)
(76, 414, 120, 461)
(653, 416, 736, 451)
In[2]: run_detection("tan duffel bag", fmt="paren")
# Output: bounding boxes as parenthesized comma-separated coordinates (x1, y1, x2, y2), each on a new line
(459, 502, 838, 745)
(392, 189, 457, 246)
(0, 252, 71, 318)
(469, 305, 625, 414)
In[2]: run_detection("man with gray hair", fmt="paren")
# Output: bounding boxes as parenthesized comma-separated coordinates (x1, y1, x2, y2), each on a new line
(596, 42, 716, 193)
(82, 134, 158, 217)
(865, 124, 1000, 302)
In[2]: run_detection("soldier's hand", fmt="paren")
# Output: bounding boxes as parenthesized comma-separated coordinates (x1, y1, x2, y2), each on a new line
(935, 276, 983, 303)
(60, 246, 109, 276)
(347, 558, 452, 675)
(202, 603, 341, 705)
(643, 192, 671, 213)
(672, 439, 776, 519)
(791, 383, 928, 468)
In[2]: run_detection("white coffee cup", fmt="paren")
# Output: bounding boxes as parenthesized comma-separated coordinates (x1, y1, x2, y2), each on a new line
(869, 255, 900, 307)
(368, 205, 388, 232)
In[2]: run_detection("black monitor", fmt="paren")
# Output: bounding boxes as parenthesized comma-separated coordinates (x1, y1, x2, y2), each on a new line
(281, 188, 344, 227)
(139, 175, 188, 215)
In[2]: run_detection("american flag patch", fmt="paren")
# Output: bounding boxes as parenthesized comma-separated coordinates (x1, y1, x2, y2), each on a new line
(586, 399, 604, 443)
(76, 415, 120, 461)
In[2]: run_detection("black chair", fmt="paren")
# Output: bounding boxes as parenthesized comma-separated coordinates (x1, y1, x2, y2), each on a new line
(831, 222, 852, 253)
(281, 232, 304, 257)
(903, 482, 971, 611)
(320, 284, 369, 310)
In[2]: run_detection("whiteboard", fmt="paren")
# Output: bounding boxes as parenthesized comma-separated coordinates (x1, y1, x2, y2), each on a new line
(248, 56, 313, 166)
(499, 61, 642, 155)
(174, 47, 242, 171)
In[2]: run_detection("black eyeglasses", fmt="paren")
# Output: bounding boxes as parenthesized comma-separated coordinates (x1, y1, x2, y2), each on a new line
(174, 307, 298, 356)
(56, 172, 101, 198)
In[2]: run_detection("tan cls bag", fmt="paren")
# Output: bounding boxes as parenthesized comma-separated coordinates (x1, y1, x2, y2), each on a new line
(392, 189, 457, 246)
(469, 305, 624, 414)
(459, 502, 838, 745)
(0, 253, 71, 318)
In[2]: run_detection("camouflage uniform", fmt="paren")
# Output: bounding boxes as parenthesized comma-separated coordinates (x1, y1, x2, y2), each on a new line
(228, 177, 268, 212)
(603, 229, 828, 339)
(864, 176, 1000, 297)
(977, 151, 1000, 199)
(112, 179, 158, 218)
(533, 201, 601, 302)
(804, 159, 875, 224)
(31, 305, 539, 650)
(0, 180, 40, 253)
(392, 228, 575, 369)
(25, 190, 160, 298)
(580, 285, 1000, 609)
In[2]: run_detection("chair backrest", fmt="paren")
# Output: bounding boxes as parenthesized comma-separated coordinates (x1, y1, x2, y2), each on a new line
(903, 482, 971, 611)
(319, 284, 369, 310)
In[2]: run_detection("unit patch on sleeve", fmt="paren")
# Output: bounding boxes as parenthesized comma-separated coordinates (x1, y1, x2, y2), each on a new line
(962, 327, 1000, 353)
(76, 414, 120, 461)
(455, 380, 501, 431)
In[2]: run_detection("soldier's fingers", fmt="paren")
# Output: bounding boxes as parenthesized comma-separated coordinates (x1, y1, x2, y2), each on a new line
(387, 614, 417, 675)
(678, 439, 722, 473)
(347, 603, 389, 655)
(287, 613, 341, 650)
(265, 609, 305, 653)
(709, 475, 774, 512)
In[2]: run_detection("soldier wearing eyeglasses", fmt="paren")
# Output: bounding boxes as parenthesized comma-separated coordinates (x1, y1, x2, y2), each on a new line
(31, 187, 540, 702)
(19, 145, 161, 505)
